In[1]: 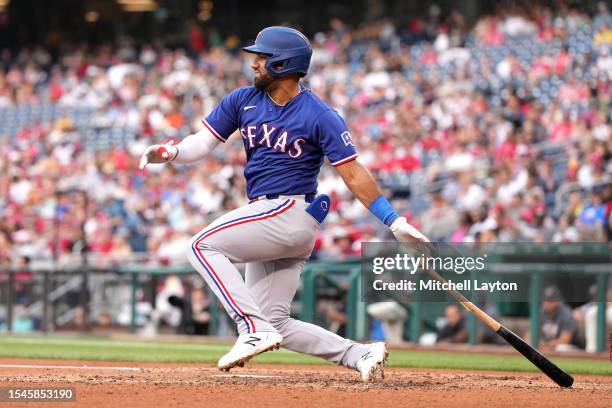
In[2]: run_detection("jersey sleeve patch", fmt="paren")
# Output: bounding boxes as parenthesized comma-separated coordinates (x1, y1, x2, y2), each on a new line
(316, 110, 358, 166)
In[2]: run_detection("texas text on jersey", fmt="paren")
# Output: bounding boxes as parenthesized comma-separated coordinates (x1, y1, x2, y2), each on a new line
(202, 83, 357, 200)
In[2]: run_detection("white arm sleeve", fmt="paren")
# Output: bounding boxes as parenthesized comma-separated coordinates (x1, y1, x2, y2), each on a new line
(172, 126, 222, 164)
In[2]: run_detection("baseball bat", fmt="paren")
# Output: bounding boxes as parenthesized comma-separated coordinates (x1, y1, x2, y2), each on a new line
(423, 266, 574, 388)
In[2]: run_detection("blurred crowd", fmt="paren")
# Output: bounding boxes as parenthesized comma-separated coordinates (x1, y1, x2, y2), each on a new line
(0, 1, 611, 270)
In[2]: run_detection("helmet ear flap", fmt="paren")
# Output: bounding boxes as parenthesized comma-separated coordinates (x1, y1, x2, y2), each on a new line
(269, 59, 289, 73)
(266, 58, 299, 77)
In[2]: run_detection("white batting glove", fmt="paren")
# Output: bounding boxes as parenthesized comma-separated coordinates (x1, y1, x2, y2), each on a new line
(390, 217, 433, 255)
(139, 140, 178, 169)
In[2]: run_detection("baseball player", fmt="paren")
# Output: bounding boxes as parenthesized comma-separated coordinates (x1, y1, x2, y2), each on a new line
(139, 26, 429, 382)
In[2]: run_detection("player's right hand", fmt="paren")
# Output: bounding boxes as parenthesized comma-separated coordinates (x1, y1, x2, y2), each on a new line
(390, 217, 434, 254)
(139, 140, 178, 169)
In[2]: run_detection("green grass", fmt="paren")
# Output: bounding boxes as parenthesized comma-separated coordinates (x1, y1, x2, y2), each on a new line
(0, 335, 610, 376)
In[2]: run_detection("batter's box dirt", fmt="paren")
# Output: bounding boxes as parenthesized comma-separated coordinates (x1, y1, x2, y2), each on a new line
(0, 359, 610, 408)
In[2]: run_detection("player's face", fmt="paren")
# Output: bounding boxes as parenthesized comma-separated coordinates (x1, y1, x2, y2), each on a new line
(543, 300, 560, 314)
(251, 53, 274, 91)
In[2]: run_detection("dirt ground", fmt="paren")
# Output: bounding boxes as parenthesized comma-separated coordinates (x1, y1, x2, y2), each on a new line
(0, 358, 610, 408)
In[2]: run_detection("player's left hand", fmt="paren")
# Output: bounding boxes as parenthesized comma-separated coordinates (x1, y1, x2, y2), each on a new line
(390, 217, 433, 253)
(139, 140, 178, 169)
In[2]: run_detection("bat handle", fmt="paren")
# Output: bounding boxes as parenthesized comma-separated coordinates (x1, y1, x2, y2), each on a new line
(425, 267, 501, 331)
(458, 300, 501, 332)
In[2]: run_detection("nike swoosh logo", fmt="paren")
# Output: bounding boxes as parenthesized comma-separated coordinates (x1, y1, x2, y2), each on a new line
(243, 105, 257, 110)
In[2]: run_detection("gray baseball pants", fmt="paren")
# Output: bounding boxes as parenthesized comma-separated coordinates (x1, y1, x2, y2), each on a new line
(185, 196, 368, 369)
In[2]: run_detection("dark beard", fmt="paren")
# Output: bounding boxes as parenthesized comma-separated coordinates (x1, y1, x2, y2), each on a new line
(254, 73, 273, 91)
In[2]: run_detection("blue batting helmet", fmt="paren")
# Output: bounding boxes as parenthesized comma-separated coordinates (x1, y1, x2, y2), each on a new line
(243, 26, 312, 77)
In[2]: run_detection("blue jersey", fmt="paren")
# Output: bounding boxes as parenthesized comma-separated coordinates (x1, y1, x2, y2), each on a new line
(203, 83, 357, 200)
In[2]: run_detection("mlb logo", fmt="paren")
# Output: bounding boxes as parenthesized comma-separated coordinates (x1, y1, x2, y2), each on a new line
(341, 131, 354, 146)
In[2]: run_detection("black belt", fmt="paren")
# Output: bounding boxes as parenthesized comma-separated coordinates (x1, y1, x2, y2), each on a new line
(249, 193, 316, 204)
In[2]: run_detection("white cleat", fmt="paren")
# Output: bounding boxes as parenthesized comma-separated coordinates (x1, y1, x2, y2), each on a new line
(356, 342, 389, 383)
(218, 331, 283, 371)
